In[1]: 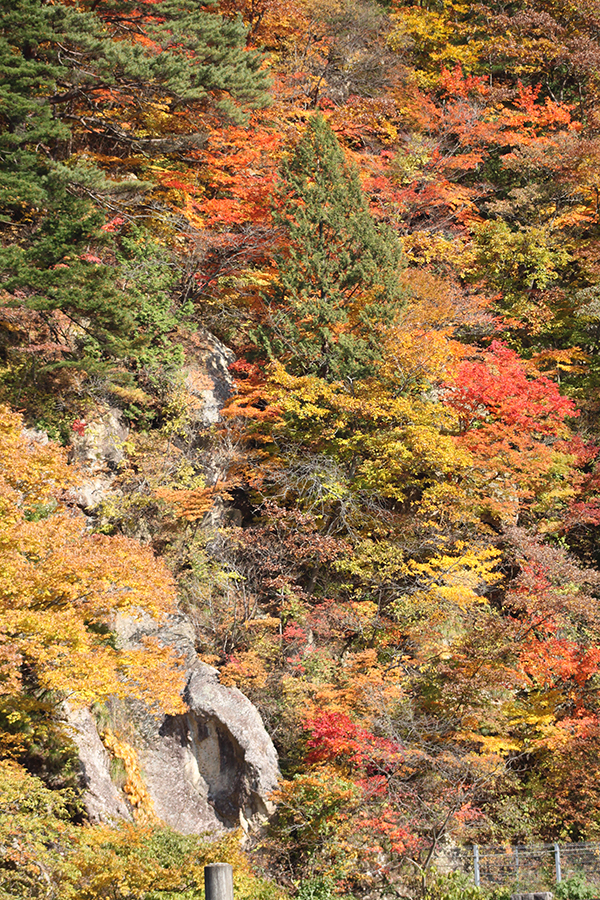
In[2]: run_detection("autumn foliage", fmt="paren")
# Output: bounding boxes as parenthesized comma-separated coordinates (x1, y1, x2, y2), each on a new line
(5, 0, 600, 894)
(0, 405, 185, 714)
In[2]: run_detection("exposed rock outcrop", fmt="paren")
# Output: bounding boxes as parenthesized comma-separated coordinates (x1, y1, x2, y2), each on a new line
(183, 330, 234, 428)
(67, 705, 133, 824)
(69, 407, 129, 511)
(67, 331, 234, 514)
(63, 331, 272, 834)
(68, 613, 279, 834)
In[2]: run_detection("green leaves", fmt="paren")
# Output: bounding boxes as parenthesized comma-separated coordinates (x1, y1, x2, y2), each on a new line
(143, 0, 270, 117)
(0, 760, 76, 899)
(0, 0, 271, 396)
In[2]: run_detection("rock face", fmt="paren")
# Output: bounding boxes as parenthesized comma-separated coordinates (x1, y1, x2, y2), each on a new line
(68, 614, 279, 834)
(183, 330, 234, 428)
(69, 407, 129, 511)
(67, 705, 132, 824)
(68, 330, 234, 512)
(63, 332, 275, 833)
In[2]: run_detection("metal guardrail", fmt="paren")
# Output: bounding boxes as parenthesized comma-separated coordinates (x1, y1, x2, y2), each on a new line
(436, 842, 600, 890)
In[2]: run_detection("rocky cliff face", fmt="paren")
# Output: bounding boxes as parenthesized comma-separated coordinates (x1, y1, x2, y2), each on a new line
(69, 407, 130, 511)
(69, 330, 234, 513)
(183, 330, 234, 428)
(68, 614, 279, 833)
(65, 332, 278, 834)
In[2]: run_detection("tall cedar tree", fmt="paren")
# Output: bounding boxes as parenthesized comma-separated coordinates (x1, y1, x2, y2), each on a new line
(261, 114, 405, 381)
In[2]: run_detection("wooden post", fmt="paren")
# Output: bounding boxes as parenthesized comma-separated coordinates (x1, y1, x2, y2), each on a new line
(205, 863, 234, 900)
(473, 845, 480, 888)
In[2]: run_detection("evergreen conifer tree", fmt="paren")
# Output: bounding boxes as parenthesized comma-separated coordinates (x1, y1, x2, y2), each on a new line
(0, 0, 269, 382)
(0, 0, 137, 370)
(262, 114, 405, 381)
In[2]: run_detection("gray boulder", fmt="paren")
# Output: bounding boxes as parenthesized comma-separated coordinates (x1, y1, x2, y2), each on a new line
(66, 704, 132, 824)
(68, 613, 279, 834)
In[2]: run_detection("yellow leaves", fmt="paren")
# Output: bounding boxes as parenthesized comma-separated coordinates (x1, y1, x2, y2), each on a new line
(357, 420, 470, 507)
(0, 603, 186, 710)
(389, 133, 436, 186)
(1, 511, 177, 619)
(0, 404, 185, 713)
(393, 545, 502, 658)
(400, 230, 469, 271)
(271, 358, 454, 440)
(461, 733, 523, 756)
(338, 538, 406, 588)
(346, 601, 378, 630)
(407, 545, 502, 611)
(269, 348, 475, 520)
(269, 362, 349, 427)
(102, 730, 157, 823)
(375, 321, 465, 393)
(0, 757, 283, 900)
(0, 405, 76, 511)
(117, 638, 186, 715)
(503, 689, 569, 754)
(409, 544, 502, 586)
(388, 1, 485, 85)
(68, 820, 276, 900)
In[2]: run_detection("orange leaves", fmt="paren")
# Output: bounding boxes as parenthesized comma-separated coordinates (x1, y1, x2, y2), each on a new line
(117, 636, 186, 715)
(371, 58, 579, 238)
(376, 322, 464, 395)
(358, 811, 417, 857)
(200, 196, 249, 226)
(222, 360, 282, 423)
(439, 65, 488, 100)
(268, 764, 362, 881)
(520, 637, 600, 696)
(507, 81, 575, 132)
(329, 97, 401, 149)
(220, 649, 270, 690)
(101, 729, 158, 822)
(155, 483, 217, 521)
(1, 516, 176, 619)
(198, 120, 281, 229)
(438, 69, 575, 140)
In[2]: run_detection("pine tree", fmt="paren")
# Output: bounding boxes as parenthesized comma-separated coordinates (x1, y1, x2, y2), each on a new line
(262, 114, 405, 381)
(0, 0, 270, 386)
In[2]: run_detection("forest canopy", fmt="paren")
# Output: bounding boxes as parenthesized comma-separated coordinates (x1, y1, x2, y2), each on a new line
(4, 0, 600, 896)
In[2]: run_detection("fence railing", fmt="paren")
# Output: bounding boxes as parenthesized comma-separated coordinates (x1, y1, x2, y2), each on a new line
(436, 842, 600, 890)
